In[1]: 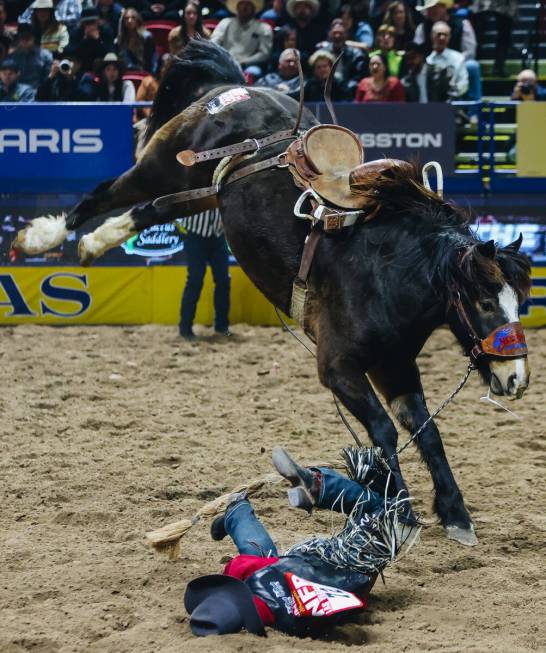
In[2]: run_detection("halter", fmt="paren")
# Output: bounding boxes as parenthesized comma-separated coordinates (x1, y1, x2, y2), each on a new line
(452, 291, 528, 365)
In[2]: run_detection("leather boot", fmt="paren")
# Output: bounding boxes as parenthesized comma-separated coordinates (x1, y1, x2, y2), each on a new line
(272, 446, 321, 513)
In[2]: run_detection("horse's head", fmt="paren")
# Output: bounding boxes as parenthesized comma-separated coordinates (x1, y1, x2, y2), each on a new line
(448, 236, 531, 400)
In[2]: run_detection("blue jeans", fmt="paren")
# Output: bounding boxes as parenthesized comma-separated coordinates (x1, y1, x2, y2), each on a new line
(179, 233, 230, 334)
(224, 469, 384, 557)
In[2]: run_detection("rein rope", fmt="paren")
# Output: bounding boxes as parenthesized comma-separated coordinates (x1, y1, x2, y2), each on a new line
(274, 307, 476, 459)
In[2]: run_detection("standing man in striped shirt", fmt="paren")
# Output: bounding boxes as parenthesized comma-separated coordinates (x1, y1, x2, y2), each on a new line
(178, 208, 231, 341)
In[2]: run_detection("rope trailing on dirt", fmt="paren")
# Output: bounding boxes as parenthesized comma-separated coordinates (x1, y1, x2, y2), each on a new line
(145, 473, 285, 560)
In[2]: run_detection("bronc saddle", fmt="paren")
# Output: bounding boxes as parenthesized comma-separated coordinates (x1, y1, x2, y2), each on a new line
(284, 124, 413, 230)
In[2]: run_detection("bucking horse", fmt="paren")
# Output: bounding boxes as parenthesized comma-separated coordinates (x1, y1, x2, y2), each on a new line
(12, 41, 531, 546)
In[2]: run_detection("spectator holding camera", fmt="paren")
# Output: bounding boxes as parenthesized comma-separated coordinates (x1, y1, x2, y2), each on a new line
(511, 69, 546, 102)
(30, 0, 69, 54)
(0, 57, 35, 100)
(36, 45, 92, 99)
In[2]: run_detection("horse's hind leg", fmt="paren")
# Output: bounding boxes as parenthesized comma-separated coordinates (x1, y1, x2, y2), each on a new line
(369, 360, 477, 546)
(13, 169, 153, 256)
(78, 197, 216, 265)
(316, 344, 415, 520)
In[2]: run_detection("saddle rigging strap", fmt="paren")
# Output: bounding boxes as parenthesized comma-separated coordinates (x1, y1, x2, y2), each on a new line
(176, 129, 295, 167)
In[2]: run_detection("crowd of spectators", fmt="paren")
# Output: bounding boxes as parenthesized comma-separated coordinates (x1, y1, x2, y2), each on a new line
(0, 0, 544, 108)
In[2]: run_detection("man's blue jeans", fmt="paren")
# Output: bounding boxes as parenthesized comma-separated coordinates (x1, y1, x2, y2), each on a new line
(224, 468, 384, 557)
(179, 233, 230, 334)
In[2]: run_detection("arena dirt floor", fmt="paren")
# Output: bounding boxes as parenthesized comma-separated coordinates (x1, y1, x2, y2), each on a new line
(1, 323, 545, 653)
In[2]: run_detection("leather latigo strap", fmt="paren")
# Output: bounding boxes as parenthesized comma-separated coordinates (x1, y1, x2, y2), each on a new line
(481, 322, 528, 358)
(177, 130, 295, 167)
(296, 228, 322, 286)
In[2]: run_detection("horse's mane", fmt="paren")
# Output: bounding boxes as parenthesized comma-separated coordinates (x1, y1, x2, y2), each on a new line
(356, 162, 531, 302)
(143, 40, 245, 144)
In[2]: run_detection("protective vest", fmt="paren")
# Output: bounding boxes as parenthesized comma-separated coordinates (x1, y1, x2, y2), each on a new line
(245, 554, 376, 637)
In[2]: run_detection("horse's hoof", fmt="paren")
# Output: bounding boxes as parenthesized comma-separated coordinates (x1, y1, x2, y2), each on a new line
(445, 524, 478, 546)
(78, 236, 95, 267)
(12, 214, 67, 255)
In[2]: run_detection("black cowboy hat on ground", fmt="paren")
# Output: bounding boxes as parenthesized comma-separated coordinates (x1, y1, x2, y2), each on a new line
(184, 574, 266, 637)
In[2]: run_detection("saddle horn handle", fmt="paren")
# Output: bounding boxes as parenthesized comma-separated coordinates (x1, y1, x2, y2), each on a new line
(422, 161, 444, 198)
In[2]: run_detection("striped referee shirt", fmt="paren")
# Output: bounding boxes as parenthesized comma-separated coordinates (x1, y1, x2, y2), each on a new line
(179, 209, 224, 238)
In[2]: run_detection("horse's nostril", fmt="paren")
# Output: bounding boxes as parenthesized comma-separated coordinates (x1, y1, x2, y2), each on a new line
(507, 373, 517, 394)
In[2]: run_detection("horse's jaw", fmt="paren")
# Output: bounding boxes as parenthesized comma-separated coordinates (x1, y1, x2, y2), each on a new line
(488, 357, 530, 401)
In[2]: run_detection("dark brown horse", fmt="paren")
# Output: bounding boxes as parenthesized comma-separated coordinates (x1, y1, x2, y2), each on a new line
(13, 41, 532, 546)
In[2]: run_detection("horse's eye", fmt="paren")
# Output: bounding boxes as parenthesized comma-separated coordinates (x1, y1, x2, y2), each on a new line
(479, 299, 496, 312)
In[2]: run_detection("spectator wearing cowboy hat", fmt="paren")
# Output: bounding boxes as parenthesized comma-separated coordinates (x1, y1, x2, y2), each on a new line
(68, 7, 113, 73)
(91, 51, 135, 101)
(10, 21, 52, 90)
(36, 42, 93, 100)
(19, 0, 82, 30)
(0, 57, 36, 100)
(29, 0, 69, 54)
(283, 0, 327, 66)
(211, 0, 273, 78)
(413, 0, 481, 107)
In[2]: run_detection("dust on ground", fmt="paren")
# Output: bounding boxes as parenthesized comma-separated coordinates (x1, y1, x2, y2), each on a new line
(1, 324, 545, 653)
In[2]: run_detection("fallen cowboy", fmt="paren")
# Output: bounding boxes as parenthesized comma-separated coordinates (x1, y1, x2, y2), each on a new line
(183, 446, 420, 638)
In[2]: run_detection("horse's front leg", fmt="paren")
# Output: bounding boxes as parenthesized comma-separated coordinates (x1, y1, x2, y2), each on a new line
(316, 344, 415, 520)
(369, 360, 477, 546)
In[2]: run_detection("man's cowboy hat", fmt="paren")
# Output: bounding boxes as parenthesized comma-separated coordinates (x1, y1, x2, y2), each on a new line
(94, 52, 126, 75)
(226, 0, 264, 15)
(418, 0, 454, 11)
(31, 0, 54, 9)
(286, 0, 320, 19)
(184, 574, 266, 637)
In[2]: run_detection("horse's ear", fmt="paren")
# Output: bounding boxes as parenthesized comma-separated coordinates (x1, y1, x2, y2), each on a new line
(476, 240, 496, 259)
(504, 233, 523, 253)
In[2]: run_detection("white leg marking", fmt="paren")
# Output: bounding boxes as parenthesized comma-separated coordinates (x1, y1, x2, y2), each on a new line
(13, 214, 68, 254)
(78, 211, 135, 264)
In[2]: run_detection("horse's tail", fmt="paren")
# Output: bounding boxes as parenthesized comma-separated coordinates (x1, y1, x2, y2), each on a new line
(143, 39, 245, 144)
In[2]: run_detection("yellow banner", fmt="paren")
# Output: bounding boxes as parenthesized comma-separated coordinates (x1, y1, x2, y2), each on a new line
(0, 266, 544, 327)
(516, 103, 546, 177)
